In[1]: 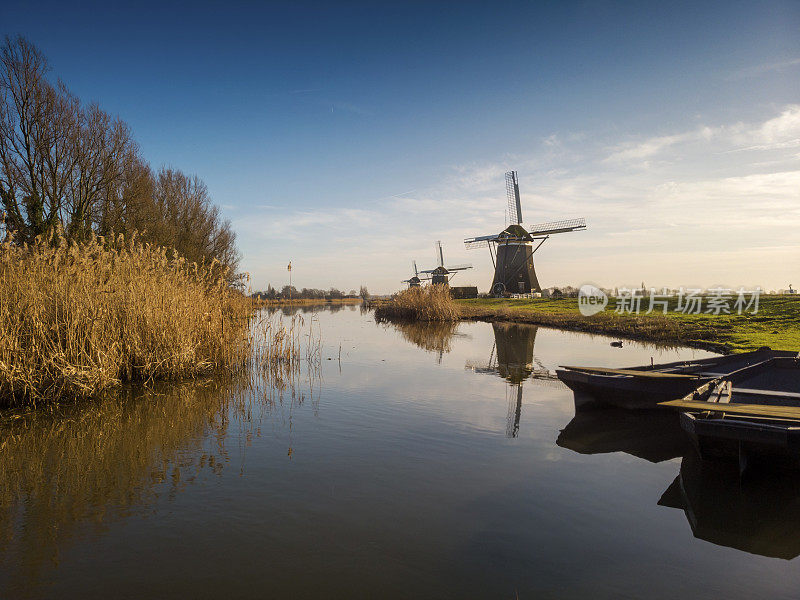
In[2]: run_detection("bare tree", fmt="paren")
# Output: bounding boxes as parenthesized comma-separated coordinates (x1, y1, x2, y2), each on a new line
(63, 103, 134, 240)
(150, 167, 239, 272)
(0, 36, 241, 273)
(0, 35, 76, 240)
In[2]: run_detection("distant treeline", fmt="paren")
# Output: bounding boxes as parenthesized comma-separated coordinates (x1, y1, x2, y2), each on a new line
(253, 284, 369, 301)
(0, 36, 238, 272)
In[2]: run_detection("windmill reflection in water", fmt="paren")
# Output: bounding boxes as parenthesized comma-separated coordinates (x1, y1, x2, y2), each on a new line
(465, 323, 561, 437)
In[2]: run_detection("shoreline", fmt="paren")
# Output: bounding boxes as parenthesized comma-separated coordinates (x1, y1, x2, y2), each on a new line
(375, 296, 800, 355)
(455, 306, 725, 353)
(455, 297, 800, 354)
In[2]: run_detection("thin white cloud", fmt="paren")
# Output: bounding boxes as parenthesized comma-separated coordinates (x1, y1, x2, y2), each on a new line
(727, 57, 800, 80)
(758, 104, 800, 143)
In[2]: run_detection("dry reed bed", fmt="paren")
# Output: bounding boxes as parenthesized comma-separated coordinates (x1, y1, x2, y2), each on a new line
(0, 232, 254, 406)
(374, 285, 460, 322)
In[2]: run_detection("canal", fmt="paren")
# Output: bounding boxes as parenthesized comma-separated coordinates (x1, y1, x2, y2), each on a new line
(2, 305, 799, 599)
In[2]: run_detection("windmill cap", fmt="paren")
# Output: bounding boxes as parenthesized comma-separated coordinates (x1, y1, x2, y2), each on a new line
(501, 224, 531, 239)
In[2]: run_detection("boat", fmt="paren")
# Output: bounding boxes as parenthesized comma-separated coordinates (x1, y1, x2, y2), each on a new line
(660, 355, 800, 471)
(555, 347, 794, 410)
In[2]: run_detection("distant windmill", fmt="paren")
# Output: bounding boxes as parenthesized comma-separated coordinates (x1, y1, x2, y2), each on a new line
(464, 171, 586, 295)
(401, 260, 429, 288)
(420, 240, 473, 285)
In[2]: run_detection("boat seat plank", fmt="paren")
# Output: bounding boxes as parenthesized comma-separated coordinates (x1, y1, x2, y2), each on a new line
(560, 366, 703, 379)
(660, 400, 800, 419)
(734, 388, 800, 399)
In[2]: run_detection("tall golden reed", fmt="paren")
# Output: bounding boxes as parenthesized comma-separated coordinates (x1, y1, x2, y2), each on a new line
(0, 232, 252, 406)
(374, 284, 460, 322)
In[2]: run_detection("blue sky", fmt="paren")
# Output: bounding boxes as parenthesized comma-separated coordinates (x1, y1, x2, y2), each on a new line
(3, 1, 798, 293)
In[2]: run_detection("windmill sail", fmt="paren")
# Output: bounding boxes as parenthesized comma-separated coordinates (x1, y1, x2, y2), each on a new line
(506, 171, 522, 225)
(527, 218, 586, 237)
(445, 263, 473, 271)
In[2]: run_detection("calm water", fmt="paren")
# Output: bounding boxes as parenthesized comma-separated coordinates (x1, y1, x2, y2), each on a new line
(2, 306, 800, 599)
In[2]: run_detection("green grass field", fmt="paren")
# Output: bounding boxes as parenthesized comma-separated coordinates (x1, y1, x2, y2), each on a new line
(456, 295, 800, 353)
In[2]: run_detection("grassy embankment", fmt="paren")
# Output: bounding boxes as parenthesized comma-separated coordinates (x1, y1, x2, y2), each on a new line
(374, 287, 799, 352)
(456, 296, 800, 353)
(0, 233, 288, 407)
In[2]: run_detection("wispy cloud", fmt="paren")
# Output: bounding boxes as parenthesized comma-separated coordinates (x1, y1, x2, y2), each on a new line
(727, 57, 800, 80)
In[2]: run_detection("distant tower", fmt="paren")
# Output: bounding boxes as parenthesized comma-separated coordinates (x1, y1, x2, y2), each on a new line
(465, 171, 586, 295)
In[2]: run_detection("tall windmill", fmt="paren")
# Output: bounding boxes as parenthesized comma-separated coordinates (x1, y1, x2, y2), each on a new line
(401, 260, 429, 288)
(464, 171, 586, 295)
(420, 241, 473, 285)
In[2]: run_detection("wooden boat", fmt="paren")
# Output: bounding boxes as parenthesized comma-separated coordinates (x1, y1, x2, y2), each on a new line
(555, 347, 794, 410)
(660, 356, 800, 471)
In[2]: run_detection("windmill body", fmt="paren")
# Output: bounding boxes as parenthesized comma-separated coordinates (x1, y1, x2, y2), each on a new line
(420, 241, 472, 286)
(465, 171, 586, 295)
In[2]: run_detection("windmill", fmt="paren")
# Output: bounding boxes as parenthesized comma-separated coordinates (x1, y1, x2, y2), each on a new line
(420, 241, 473, 285)
(401, 260, 429, 288)
(464, 171, 586, 295)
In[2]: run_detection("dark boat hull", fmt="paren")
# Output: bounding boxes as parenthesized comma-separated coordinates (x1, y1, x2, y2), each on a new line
(557, 349, 795, 410)
(558, 369, 711, 410)
(681, 411, 800, 469)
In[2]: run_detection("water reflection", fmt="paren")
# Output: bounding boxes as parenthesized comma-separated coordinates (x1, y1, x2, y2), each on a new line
(0, 371, 316, 592)
(659, 452, 800, 560)
(388, 320, 464, 363)
(557, 382, 800, 559)
(264, 302, 360, 318)
(465, 323, 561, 437)
(3, 307, 800, 598)
(557, 408, 689, 463)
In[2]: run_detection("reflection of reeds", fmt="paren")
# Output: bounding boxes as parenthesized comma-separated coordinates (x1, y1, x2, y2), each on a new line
(374, 285, 459, 321)
(390, 320, 460, 354)
(0, 351, 322, 591)
(0, 380, 234, 586)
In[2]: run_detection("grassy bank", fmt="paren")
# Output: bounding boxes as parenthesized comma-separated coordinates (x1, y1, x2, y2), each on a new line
(0, 233, 252, 406)
(456, 296, 800, 353)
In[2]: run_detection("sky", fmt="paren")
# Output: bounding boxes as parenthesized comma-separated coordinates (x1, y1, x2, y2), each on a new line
(3, 0, 798, 294)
